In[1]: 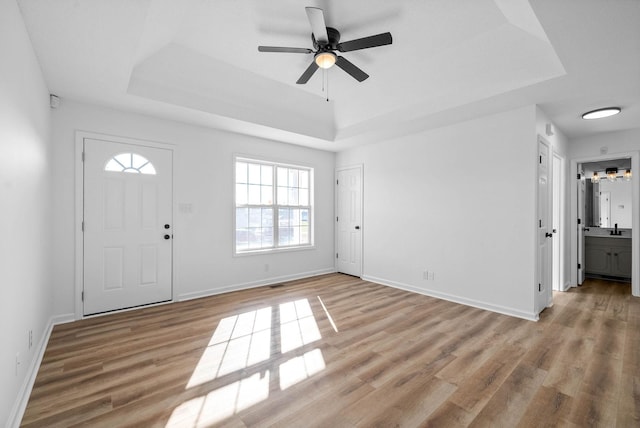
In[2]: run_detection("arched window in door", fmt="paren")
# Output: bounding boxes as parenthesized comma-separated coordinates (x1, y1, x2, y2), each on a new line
(105, 153, 156, 175)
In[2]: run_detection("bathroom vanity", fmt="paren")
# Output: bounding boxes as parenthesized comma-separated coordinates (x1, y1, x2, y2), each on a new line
(584, 230, 632, 279)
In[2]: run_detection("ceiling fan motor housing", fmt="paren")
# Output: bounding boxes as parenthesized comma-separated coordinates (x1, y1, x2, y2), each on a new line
(312, 27, 341, 51)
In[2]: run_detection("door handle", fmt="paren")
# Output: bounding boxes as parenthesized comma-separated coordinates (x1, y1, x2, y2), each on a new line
(545, 232, 553, 238)
(164, 224, 171, 229)
(355, 226, 360, 230)
(164, 234, 171, 240)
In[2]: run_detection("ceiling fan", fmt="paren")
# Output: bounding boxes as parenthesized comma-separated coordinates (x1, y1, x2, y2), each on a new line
(258, 7, 392, 84)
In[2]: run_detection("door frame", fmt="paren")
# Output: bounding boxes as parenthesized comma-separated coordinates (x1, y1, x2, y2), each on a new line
(570, 151, 639, 297)
(552, 152, 565, 291)
(74, 131, 176, 320)
(334, 164, 363, 277)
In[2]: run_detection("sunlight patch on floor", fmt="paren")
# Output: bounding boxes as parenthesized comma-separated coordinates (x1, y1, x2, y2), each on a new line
(167, 371, 270, 427)
(279, 348, 326, 390)
(173, 298, 326, 426)
(187, 307, 272, 388)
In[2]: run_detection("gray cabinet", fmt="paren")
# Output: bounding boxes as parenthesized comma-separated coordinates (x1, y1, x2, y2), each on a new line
(585, 236, 631, 279)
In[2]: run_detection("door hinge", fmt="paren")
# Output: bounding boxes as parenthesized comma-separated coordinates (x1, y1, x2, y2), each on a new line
(336, 253, 338, 259)
(538, 283, 541, 292)
(336, 216, 338, 222)
(81, 151, 85, 162)
(539, 219, 542, 228)
(336, 179, 339, 185)
(81, 221, 84, 232)
(539, 155, 542, 164)
(577, 173, 581, 180)
(577, 218, 582, 225)
(81, 291, 84, 302)
(578, 263, 581, 269)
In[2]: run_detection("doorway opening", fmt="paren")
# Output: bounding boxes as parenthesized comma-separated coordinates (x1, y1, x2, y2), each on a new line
(571, 153, 639, 298)
(578, 158, 632, 285)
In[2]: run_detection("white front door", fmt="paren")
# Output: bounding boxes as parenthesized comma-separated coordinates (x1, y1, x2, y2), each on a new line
(537, 139, 552, 313)
(83, 138, 173, 315)
(337, 166, 362, 277)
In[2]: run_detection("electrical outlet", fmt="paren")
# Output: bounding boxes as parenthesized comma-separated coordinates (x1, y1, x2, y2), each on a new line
(423, 270, 428, 280)
(29, 330, 33, 349)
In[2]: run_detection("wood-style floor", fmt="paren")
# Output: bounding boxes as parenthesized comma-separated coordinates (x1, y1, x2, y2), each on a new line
(22, 274, 640, 427)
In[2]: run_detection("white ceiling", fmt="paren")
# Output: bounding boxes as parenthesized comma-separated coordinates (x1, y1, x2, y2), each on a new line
(17, 0, 640, 151)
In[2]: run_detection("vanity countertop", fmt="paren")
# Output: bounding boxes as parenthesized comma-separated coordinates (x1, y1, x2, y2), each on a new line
(584, 228, 631, 239)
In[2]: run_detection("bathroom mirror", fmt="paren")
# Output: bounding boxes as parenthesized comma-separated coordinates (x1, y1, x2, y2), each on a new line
(582, 158, 632, 228)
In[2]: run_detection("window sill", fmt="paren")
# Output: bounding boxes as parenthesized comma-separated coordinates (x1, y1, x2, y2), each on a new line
(234, 245, 315, 257)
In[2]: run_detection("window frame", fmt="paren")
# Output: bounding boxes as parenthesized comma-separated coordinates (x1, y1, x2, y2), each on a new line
(234, 156, 314, 255)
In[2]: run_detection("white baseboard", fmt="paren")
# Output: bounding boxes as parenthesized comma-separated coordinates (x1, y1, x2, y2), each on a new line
(177, 268, 337, 302)
(362, 275, 539, 322)
(561, 281, 573, 292)
(6, 313, 69, 428)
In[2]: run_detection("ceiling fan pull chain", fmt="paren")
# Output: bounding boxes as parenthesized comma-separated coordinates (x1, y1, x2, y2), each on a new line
(326, 71, 330, 102)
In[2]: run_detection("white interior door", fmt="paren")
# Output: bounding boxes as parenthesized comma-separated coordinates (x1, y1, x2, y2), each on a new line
(83, 138, 173, 315)
(337, 166, 362, 277)
(577, 168, 585, 284)
(537, 140, 552, 313)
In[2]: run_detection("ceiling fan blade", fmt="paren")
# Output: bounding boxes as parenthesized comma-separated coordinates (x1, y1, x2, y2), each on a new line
(305, 7, 329, 44)
(335, 56, 369, 82)
(337, 32, 392, 52)
(258, 46, 313, 54)
(296, 61, 319, 84)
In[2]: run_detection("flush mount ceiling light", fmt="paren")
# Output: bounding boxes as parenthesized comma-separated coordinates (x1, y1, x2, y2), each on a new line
(582, 107, 621, 120)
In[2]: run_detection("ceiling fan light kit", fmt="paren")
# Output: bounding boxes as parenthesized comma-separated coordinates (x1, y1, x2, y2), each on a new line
(258, 6, 392, 85)
(315, 51, 336, 69)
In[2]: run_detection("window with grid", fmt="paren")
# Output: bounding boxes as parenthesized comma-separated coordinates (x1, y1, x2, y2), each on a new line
(235, 158, 312, 253)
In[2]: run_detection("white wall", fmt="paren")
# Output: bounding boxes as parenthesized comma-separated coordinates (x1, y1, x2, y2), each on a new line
(570, 128, 640, 159)
(336, 106, 539, 319)
(51, 100, 336, 318)
(0, 0, 53, 425)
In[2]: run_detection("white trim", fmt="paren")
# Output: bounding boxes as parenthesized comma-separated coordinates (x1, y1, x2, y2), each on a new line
(552, 151, 565, 296)
(6, 314, 70, 428)
(177, 268, 336, 301)
(570, 151, 639, 297)
(75, 131, 177, 320)
(363, 275, 539, 321)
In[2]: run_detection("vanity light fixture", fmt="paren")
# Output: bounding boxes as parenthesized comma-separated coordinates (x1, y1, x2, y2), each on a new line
(582, 107, 621, 120)
(606, 167, 618, 182)
(591, 172, 600, 184)
(624, 169, 632, 181)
